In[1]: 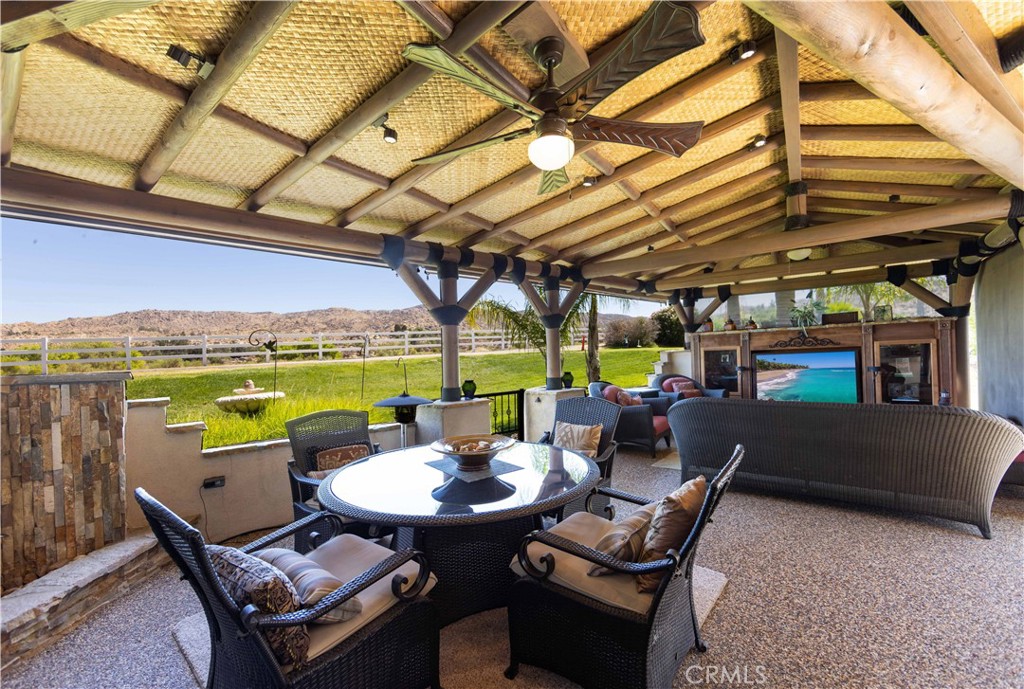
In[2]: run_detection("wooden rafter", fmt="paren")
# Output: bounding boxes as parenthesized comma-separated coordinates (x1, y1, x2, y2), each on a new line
(743, 0, 1024, 187)
(898, 279, 953, 312)
(1, 47, 25, 166)
(135, 2, 296, 192)
(724, 263, 937, 297)
(801, 125, 940, 142)
(807, 210, 996, 235)
(0, 0, 157, 51)
(802, 157, 991, 175)
(804, 179, 999, 200)
(904, 0, 1024, 132)
(806, 197, 928, 214)
(653, 216, 789, 282)
(241, 0, 526, 211)
(775, 27, 805, 218)
(581, 196, 1012, 280)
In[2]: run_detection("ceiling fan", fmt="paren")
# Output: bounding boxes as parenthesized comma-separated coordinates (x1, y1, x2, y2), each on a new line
(403, 1, 707, 195)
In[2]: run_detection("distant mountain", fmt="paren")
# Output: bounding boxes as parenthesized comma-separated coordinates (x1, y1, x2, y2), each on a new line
(2, 307, 632, 338)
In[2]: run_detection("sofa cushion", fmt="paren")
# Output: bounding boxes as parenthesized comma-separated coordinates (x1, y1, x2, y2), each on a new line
(588, 502, 658, 576)
(681, 388, 703, 399)
(510, 512, 654, 616)
(637, 475, 707, 593)
(601, 385, 623, 403)
(661, 376, 690, 393)
(553, 421, 602, 458)
(255, 548, 362, 624)
(671, 380, 697, 394)
(300, 534, 437, 663)
(206, 545, 309, 666)
(652, 416, 670, 436)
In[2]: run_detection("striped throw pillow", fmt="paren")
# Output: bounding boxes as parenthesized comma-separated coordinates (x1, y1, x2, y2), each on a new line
(587, 502, 658, 576)
(553, 421, 602, 458)
(256, 548, 362, 624)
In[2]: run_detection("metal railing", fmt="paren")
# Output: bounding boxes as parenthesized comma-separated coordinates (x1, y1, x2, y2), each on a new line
(0, 330, 599, 374)
(474, 388, 525, 439)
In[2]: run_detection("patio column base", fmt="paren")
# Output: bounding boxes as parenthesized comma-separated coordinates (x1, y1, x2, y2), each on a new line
(523, 386, 585, 442)
(414, 398, 491, 445)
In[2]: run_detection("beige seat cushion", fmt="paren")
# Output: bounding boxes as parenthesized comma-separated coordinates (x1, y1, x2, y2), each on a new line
(298, 534, 437, 664)
(509, 512, 654, 616)
(636, 475, 707, 593)
(255, 548, 361, 624)
(553, 421, 602, 458)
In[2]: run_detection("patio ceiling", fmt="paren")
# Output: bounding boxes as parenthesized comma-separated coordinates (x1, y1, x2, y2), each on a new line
(1, 0, 1021, 301)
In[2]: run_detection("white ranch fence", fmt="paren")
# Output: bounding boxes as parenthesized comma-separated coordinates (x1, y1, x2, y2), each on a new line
(1, 330, 598, 374)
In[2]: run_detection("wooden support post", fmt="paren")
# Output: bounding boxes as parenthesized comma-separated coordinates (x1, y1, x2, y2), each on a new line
(695, 298, 723, 326)
(1, 46, 25, 166)
(544, 278, 562, 390)
(744, 0, 1024, 187)
(898, 279, 952, 313)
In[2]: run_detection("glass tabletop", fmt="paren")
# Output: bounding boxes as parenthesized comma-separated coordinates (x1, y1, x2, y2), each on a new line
(317, 442, 599, 526)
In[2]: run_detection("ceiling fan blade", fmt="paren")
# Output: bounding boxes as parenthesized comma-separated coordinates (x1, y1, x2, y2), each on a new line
(412, 127, 533, 166)
(538, 167, 570, 195)
(570, 116, 704, 157)
(403, 43, 544, 121)
(557, 2, 705, 120)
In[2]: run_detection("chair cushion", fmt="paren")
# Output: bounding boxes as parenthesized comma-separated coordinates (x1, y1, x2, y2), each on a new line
(660, 376, 690, 392)
(652, 415, 670, 436)
(588, 502, 658, 576)
(255, 548, 362, 624)
(299, 534, 437, 664)
(510, 512, 654, 616)
(553, 421, 602, 458)
(636, 475, 707, 593)
(670, 380, 697, 393)
(314, 444, 369, 473)
(206, 545, 309, 666)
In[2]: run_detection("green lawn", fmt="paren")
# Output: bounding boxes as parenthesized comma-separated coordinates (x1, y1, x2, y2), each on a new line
(127, 347, 665, 448)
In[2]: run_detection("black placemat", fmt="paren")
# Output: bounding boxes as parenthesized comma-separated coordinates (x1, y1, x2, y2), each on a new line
(425, 456, 522, 482)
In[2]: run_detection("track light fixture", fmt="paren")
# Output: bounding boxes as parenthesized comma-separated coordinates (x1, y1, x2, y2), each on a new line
(372, 113, 398, 144)
(729, 40, 758, 64)
(166, 45, 214, 79)
(582, 176, 597, 188)
(888, 194, 901, 203)
(748, 134, 767, 151)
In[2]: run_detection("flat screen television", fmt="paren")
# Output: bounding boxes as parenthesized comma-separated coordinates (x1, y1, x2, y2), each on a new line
(753, 350, 861, 403)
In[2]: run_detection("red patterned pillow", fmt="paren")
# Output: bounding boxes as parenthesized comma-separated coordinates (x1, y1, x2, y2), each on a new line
(682, 389, 703, 399)
(671, 380, 697, 393)
(661, 376, 689, 392)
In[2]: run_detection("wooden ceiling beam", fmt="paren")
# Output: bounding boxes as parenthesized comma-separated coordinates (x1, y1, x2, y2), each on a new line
(724, 263, 937, 297)
(559, 164, 787, 260)
(241, 0, 525, 212)
(806, 197, 929, 214)
(658, 241, 958, 290)
(653, 216, 788, 282)
(1, 47, 25, 166)
(802, 156, 991, 175)
(0, 0, 157, 51)
(743, 1, 1023, 187)
(898, 279, 952, 312)
(135, 2, 296, 192)
(408, 36, 779, 244)
(801, 125, 941, 142)
(953, 174, 986, 190)
(775, 27, 805, 218)
(904, 0, 1023, 132)
(807, 210, 995, 235)
(582, 196, 1011, 280)
(805, 178, 999, 200)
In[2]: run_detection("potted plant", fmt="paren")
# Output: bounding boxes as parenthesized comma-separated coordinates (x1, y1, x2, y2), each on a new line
(790, 298, 826, 335)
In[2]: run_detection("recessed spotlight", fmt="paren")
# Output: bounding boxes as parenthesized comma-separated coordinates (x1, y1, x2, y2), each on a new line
(647, 245, 655, 252)
(729, 40, 758, 64)
(582, 176, 597, 188)
(748, 134, 767, 151)
(888, 194, 901, 203)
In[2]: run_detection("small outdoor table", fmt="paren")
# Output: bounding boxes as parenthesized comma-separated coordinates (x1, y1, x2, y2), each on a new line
(317, 442, 599, 625)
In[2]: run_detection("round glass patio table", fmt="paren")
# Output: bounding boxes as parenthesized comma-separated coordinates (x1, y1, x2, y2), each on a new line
(318, 442, 599, 625)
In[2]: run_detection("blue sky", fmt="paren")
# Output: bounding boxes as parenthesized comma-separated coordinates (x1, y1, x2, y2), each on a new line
(757, 351, 857, 369)
(1, 218, 661, 323)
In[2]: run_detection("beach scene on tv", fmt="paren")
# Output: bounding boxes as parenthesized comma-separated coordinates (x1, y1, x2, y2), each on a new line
(754, 350, 859, 403)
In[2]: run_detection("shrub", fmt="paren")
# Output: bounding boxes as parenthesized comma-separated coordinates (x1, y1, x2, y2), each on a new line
(651, 308, 686, 347)
(605, 317, 657, 348)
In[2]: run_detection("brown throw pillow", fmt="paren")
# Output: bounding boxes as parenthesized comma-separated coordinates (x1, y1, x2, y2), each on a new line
(255, 548, 362, 624)
(312, 444, 369, 474)
(588, 502, 658, 576)
(635, 475, 708, 593)
(671, 380, 697, 393)
(207, 545, 309, 666)
(553, 421, 602, 458)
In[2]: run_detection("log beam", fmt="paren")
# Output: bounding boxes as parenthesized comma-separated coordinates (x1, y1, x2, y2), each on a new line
(776, 27, 806, 218)
(802, 156, 991, 175)
(801, 125, 940, 142)
(0, 0, 157, 51)
(582, 196, 1011, 280)
(805, 178, 999, 200)
(806, 197, 928, 214)
(898, 279, 952, 312)
(135, 2, 295, 192)
(904, 0, 1024, 131)
(1, 46, 25, 166)
(726, 263, 937, 297)
(744, 0, 1024, 187)
(242, 0, 525, 211)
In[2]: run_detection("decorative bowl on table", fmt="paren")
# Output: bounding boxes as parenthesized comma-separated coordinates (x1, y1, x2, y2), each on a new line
(430, 434, 516, 471)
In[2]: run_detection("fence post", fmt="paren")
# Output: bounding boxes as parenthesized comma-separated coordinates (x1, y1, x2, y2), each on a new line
(40, 336, 49, 375)
(125, 336, 132, 371)
(500, 329, 506, 350)
(404, 331, 410, 356)
(317, 333, 323, 360)
(201, 335, 209, 366)
(470, 331, 476, 352)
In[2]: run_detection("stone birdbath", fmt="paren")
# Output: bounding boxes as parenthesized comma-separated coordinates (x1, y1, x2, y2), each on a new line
(214, 380, 285, 415)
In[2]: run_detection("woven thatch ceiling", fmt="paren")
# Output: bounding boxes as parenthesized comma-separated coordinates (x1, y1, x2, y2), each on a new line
(1, 0, 1022, 301)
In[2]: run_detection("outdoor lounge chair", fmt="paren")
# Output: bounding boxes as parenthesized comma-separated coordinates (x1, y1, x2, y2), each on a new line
(135, 488, 440, 689)
(286, 410, 383, 551)
(505, 444, 744, 689)
(588, 382, 672, 457)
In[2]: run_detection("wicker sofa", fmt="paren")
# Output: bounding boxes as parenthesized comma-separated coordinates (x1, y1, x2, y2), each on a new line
(649, 373, 729, 403)
(668, 397, 1024, 538)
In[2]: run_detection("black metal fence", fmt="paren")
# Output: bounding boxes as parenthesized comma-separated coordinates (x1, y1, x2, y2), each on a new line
(474, 389, 525, 439)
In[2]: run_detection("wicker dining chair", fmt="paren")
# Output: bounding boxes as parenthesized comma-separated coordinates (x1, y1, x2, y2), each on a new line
(135, 488, 440, 689)
(538, 396, 621, 520)
(505, 444, 745, 689)
(286, 410, 381, 551)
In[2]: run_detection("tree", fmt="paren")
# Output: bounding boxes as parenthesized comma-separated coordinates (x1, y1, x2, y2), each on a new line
(823, 281, 908, 317)
(651, 307, 686, 346)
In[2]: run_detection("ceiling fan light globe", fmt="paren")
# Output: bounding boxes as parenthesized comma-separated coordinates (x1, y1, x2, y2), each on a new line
(528, 134, 574, 171)
(787, 248, 813, 261)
